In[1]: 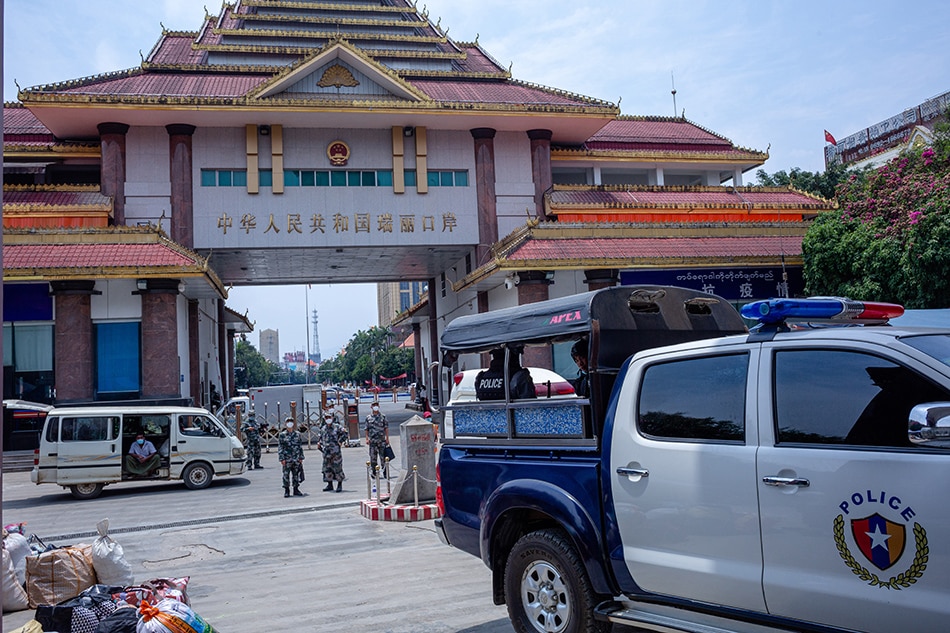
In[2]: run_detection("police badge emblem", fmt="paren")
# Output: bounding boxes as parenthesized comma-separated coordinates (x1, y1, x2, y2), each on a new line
(850, 513, 906, 571)
(834, 504, 929, 589)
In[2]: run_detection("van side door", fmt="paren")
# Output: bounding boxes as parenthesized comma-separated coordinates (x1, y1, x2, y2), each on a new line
(55, 414, 122, 483)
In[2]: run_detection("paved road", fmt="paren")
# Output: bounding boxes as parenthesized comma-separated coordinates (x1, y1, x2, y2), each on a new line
(1, 401, 645, 633)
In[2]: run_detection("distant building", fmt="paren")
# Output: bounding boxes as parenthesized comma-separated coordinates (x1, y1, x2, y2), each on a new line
(378, 281, 427, 326)
(260, 329, 280, 365)
(825, 90, 949, 170)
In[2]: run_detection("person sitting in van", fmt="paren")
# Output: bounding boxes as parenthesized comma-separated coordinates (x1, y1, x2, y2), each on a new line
(126, 433, 160, 476)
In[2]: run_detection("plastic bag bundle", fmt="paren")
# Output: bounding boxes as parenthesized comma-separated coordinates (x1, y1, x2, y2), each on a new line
(4, 522, 27, 535)
(92, 519, 134, 586)
(25, 542, 97, 608)
(114, 577, 189, 608)
(136, 599, 214, 633)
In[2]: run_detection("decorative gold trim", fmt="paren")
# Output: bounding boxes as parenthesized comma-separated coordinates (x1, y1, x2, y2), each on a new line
(416, 126, 428, 194)
(247, 38, 432, 103)
(271, 125, 284, 195)
(317, 64, 360, 88)
(4, 184, 102, 193)
(240, 13, 423, 28)
(241, 0, 417, 13)
(195, 42, 466, 60)
(213, 27, 447, 45)
(246, 124, 260, 194)
(392, 126, 406, 195)
(141, 62, 284, 74)
(552, 148, 768, 164)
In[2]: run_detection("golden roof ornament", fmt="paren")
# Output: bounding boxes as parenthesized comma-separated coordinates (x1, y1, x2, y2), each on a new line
(317, 64, 360, 89)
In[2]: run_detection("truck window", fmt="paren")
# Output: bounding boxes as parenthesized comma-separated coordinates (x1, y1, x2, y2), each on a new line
(774, 349, 950, 448)
(637, 354, 748, 442)
(60, 416, 115, 442)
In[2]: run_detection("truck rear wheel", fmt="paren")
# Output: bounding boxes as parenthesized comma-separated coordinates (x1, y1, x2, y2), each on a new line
(504, 528, 608, 633)
(69, 483, 104, 500)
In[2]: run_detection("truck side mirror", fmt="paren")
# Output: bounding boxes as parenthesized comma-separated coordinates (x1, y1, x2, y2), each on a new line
(909, 402, 950, 448)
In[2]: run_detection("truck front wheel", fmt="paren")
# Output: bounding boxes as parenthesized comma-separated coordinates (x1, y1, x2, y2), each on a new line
(504, 529, 608, 633)
(182, 462, 213, 490)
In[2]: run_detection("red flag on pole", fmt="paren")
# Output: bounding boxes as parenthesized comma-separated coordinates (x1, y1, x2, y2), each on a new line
(824, 130, 837, 146)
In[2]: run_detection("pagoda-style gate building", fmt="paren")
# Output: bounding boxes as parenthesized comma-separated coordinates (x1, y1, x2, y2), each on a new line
(3, 0, 832, 421)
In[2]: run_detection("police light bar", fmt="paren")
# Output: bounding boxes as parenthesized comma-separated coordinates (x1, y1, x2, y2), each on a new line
(740, 297, 904, 325)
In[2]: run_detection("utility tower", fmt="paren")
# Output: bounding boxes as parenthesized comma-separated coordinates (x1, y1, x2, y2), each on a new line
(311, 309, 322, 364)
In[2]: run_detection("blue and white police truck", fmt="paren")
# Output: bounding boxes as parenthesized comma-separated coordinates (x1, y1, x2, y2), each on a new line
(434, 286, 949, 633)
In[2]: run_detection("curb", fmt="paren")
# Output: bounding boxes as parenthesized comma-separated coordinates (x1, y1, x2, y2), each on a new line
(359, 499, 440, 522)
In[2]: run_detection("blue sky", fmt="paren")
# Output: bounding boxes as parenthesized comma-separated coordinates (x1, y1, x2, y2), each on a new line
(6, 1, 950, 356)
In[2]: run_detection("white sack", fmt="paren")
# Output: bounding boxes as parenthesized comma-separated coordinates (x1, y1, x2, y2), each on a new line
(92, 518, 134, 586)
(3, 532, 30, 585)
(2, 547, 30, 612)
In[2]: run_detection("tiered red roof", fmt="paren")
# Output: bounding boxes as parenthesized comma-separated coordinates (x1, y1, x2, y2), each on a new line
(5, 242, 195, 270)
(550, 187, 828, 209)
(4, 189, 111, 208)
(506, 235, 803, 261)
(20, 0, 612, 115)
(3, 105, 56, 144)
(2, 228, 226, 296)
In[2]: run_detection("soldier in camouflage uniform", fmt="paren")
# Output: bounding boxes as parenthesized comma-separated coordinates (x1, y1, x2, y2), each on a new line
(242, 413, 262, 469)
(277, 418, 305, 497)
(364, 402, 389, 479)
(318, 409, 347, 492)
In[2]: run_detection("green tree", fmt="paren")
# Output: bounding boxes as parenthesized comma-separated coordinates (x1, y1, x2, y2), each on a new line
(317, 326, 414, 386)
(802, 130, 950, 307)
(754, 163, 853, 200)
(235, 338, 280, 388)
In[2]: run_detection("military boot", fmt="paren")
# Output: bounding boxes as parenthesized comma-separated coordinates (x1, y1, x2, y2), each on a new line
(293, 486, 303, 496)
(283, 486, 290, 498)
(323, 482, 334, 492)
(335, 481, 343, 493)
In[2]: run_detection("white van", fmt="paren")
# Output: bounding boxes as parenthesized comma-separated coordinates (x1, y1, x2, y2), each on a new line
(31, 405, 246, 499)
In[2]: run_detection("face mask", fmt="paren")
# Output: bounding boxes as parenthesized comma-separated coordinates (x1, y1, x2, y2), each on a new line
(285, 423, 294, 430)
(136, 439, 145, 445)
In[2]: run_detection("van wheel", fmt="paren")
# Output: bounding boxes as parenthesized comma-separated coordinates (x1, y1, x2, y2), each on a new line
(182, 463, 213, 490)
(69, 483, 104, 500)
(504, 529, 608, 633)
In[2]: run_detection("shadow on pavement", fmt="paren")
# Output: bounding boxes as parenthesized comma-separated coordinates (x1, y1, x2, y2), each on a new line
(2, 476, 252, 509)
(454, 618, 515, 633)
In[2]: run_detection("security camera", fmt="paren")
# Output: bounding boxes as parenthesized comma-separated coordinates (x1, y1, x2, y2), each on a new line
(504, 273, 520, 290)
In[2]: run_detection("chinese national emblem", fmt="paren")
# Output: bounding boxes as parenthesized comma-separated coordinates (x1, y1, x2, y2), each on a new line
(327, 140, 350, 166)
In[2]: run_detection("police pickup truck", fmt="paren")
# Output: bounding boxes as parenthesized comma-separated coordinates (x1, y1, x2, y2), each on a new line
(433, 286, 950, 633)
